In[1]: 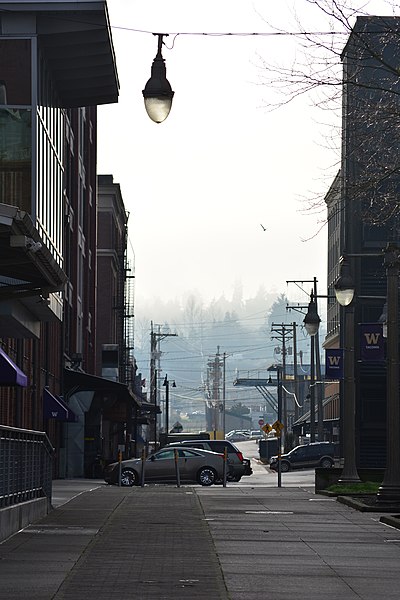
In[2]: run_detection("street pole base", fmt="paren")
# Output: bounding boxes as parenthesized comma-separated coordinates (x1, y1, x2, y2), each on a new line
(376, 484, 400, 505)
(338, 467, 361, 485)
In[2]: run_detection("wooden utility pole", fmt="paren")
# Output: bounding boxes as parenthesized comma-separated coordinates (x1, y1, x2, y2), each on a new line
(149, 322, 177, 448)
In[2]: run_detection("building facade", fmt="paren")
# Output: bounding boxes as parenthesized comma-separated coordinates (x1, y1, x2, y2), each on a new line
(0, 1, 120, 476)
(328, 16, 400, 467)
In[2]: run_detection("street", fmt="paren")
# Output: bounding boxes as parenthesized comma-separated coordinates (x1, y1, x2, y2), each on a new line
(235, 439, 315, 488)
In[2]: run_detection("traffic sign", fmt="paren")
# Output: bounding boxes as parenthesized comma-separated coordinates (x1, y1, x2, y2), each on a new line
(258, 418, 264, 426)
(272, 420, 284, 436)
(262, 423, 272, 434)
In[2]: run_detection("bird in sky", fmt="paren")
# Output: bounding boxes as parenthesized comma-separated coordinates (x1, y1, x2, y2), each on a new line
(260, 224, 266, 231)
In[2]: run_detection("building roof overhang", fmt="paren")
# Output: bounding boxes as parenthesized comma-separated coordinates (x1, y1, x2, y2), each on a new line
(0, 0, 119, 107)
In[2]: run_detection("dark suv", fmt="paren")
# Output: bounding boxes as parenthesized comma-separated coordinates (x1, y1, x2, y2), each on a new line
(269, 442, 335, 472)
(165, 439, 252, 482)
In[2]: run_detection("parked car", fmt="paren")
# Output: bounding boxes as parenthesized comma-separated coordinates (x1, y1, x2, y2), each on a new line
(269, 442, 335, 472)
(249, 430, 264, 441)
(225, 431, 251, 443)
(104, 447, 226, 487)
(165, 439, 252, 482)
(226, 429, 250, 438)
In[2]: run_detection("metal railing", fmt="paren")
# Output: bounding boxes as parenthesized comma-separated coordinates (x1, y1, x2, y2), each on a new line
(0, 425, 54, 509)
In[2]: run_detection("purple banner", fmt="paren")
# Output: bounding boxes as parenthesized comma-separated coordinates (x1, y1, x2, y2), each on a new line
(360, 324, 384, 361)
(325, 349, 344, 380)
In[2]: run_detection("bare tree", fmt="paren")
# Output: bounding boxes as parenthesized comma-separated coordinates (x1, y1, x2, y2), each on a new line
(261, 0, 400, 225)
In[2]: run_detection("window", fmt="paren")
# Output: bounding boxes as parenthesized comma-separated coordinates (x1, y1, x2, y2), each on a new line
(154, 450, 175, 460)
(179, 449, 201, 458)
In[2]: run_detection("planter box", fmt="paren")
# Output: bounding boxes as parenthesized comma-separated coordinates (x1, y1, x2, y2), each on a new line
(315, 467, 384, 493)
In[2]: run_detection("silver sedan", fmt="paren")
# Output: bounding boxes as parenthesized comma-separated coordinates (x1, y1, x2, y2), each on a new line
(104, 447, 226, 487)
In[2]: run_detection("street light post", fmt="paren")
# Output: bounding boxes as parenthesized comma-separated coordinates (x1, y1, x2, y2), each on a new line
(277, 367, 283, 488)
(268, 366, 282, 487)
(163, 375, 176, 438)
(334, 256, 361, 484)
(303, 291, 321, 443)
(377, 243, 400, 503)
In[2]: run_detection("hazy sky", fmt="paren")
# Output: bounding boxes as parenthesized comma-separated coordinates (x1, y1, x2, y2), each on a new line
(97, 0, 393, 315)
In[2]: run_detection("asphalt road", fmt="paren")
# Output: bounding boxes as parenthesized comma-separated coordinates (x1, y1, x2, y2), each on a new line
(235, 439, 315, 488)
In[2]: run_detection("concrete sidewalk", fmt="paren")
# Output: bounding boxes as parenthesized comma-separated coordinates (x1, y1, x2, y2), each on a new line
(0, 482, 227, 600)
(197, 485, 400, 599)
(1, 481, 400, 599)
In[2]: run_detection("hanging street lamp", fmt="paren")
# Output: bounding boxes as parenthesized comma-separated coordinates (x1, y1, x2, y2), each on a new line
(143, 34, 174, 124)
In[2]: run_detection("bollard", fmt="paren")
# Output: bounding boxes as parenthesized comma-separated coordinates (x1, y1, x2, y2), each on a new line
(174, 448, 181, 487)
(223, 447, 228, 488)
(277, 435, 282, 488)
(118, 450, 122, 487)
(140, 448, 146, 487)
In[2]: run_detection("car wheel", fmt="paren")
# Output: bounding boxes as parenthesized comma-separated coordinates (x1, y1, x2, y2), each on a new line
(197, 467, 217, 486)
(120, 468, 138, 487)
(280, 461, 290, 473)
(320, 457, 333, 469)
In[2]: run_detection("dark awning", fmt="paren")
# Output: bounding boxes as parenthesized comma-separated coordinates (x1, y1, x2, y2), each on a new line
(140, 401, 162, 414)
(43, 388, 77, 422)
(64, 368, 141, 408)
(0, 347, 28, 387)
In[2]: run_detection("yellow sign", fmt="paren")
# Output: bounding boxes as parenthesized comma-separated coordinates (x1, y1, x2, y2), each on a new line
(272, 420, 284, 436)
(262, 423, 272, 434)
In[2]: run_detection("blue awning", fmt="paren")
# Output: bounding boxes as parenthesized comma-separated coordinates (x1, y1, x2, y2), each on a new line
(43, 388, 77, 422)
(0, 347, 28, 387)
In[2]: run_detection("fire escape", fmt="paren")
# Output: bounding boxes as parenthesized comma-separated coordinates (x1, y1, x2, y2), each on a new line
(115, 216, 135, 389)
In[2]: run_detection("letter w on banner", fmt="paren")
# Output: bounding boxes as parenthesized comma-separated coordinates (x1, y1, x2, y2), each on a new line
(325, 349, 344, 379)
(360, 324, 384, 361)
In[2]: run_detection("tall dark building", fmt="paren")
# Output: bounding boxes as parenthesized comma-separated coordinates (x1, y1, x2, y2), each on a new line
(329, 16, 400, 467)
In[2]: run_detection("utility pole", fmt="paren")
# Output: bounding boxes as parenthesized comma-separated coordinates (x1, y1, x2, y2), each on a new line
(149, 322, 177, 448)
(271, 323, 294, 444)
(207, 347, 223, 439)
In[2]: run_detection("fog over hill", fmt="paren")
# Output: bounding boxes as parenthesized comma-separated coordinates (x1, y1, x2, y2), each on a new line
(133, 287, 325, 430)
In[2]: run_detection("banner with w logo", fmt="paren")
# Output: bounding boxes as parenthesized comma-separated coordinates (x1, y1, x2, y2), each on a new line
(360, 324, 384, 361)
(325, 349, 344, 379)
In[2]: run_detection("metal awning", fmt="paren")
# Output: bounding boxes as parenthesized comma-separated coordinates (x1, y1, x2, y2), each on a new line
(0, 347, 28, 387)
(64, 368, 141, 407)
(43, 387, 77, 422)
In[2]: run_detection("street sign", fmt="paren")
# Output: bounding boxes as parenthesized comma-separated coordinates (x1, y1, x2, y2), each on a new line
(262, 423, 272, 434)
(272, 420, 284, 436)
(258, 418, 264, 426)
